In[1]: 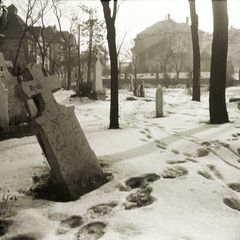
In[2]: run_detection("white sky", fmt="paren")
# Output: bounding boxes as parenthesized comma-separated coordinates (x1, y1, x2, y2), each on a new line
(4, 0, 240, 44)
(67, 0, 240, 44)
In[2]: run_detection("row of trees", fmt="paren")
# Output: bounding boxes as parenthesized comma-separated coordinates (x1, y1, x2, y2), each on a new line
(0, 0, 231, 127)
(102, 0, 230, 128)
(1, 0, 109, 90)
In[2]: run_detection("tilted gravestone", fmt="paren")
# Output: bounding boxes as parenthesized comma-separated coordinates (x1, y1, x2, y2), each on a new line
(156, 85, 163, 118)
(15, 63, 104, 201)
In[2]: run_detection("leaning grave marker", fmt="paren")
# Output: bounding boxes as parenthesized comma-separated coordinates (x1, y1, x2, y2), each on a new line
(15, 63, 104, 201)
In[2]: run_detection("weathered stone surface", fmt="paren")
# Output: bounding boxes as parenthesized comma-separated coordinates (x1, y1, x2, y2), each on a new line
(156, 85, 163, 118)
(0, 52, 28, 125)
(92, 55, 106, 101)
(15, 63, 103, 201)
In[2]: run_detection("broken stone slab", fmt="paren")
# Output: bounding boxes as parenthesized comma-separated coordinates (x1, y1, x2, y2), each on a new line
(14, 63, 105, 201)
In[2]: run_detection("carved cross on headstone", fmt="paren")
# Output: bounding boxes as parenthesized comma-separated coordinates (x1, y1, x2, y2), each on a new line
(15, 63, 104, 201)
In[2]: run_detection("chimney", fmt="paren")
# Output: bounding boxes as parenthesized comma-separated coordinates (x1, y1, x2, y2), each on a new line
(186, 17, 189, 25)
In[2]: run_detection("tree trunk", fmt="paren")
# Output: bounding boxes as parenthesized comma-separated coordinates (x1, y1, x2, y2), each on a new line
(209, 0, 229, 124)
(101, 0, 119, 129)
(87, 18, 93, 84)
(189, 0, 201, 102)
(12, 31, 27, 75)
(67, 46, 71, 90)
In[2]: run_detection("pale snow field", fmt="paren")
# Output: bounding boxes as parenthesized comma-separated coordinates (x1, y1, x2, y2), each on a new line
(0, 86, 240, 240)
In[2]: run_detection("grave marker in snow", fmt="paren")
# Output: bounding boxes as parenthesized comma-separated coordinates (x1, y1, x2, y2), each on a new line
(130, 75, 134, 91)
(15, 63, 104, 201)
(156, 85, 163, 117)
(92, 53, 106, 101)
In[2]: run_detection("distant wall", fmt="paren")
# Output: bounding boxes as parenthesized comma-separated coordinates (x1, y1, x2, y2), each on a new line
(102, 78, 239, 88)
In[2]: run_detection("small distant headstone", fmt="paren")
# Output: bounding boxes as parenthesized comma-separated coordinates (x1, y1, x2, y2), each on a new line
(130, 75, 134, 91)
(133, 84, 141, 97)
(15, 63, 104, 201)
(156, 85, 163, 117)
(140, 81, 145, 98)
(92, 53, 106, 101)
(0, 70, 8, 127)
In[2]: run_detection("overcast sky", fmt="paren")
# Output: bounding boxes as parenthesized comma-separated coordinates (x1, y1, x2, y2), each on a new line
(4, 0, 240, 44)
(62, 0, 240, 43)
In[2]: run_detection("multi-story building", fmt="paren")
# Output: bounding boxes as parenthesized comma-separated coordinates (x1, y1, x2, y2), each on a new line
(0, 4, 76, 78)
(132, 14, 205, 78)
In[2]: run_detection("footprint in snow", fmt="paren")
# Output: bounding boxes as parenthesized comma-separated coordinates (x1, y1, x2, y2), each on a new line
(167, 160, 187, 164)
(223, 197, 240, 212)
(76, 222, 106, 240)
(161, 166, 188, 179)
(227, 182, 240, 192)
(57, 215, 84, 234)
(87, 203, 117, 219)
(206, 164, 224, 180)
(183, 147, 209, 158)
(197, 170, 214, 180)
(125, 186, 155, 210)
(60, 215, 83, 229)
(119, 173, 160, 191)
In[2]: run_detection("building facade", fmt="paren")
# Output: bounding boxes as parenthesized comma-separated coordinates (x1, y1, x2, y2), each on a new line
(132, 15, 205, 78)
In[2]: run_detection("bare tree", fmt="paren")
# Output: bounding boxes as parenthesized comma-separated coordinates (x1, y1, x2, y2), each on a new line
(28, 0, 53, 75)
(169, 43, 186, 79)
(126, 40, 145, 80)
(189, 0, 201, 102)
(52, 0, 78, 90)
(209, 0, 229, 123)
(79, 4, 106, 84)
(100, 0, 119, 129)
(12, 0, 44, 75)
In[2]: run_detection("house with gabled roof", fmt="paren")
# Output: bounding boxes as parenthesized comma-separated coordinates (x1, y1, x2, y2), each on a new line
(132, 14, 205, 79)
(0, 4, 76, 77)
(0, 4, 36, 73)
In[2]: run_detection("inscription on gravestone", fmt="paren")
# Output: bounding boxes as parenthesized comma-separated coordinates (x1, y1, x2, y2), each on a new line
(15, 63, 104, 201)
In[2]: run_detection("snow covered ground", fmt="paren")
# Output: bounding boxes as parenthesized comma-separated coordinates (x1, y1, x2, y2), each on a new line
(0, 86, 240, 240)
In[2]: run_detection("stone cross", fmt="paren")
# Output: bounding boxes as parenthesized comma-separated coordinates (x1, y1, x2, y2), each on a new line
(15, 63, 103, 201)
(156, 85, 163, 117)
